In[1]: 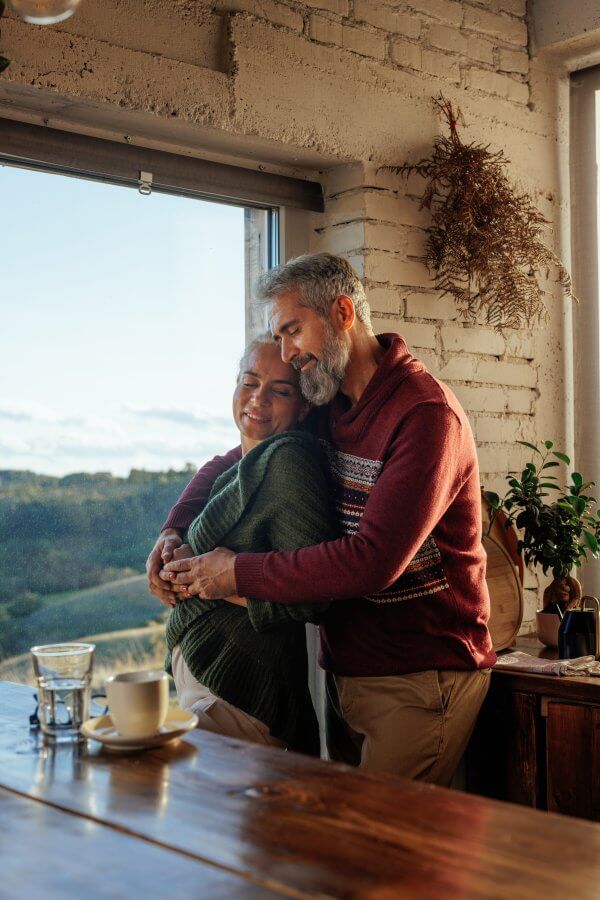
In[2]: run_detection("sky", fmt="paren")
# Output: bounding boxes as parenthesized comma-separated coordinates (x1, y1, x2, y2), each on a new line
(0, 164, 247, 476)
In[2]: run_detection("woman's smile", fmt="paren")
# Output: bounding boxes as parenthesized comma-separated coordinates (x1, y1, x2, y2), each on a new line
(243, 409, 271, 425)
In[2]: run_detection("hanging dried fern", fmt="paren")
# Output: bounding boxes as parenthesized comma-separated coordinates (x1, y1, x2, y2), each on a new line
(383, 96, 574, 330)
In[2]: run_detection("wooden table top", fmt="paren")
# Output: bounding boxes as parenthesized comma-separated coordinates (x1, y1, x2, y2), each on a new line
(2, 680, 600, 899)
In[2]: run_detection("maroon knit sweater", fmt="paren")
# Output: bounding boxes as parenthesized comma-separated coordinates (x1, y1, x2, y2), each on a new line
(162, 334, 496, 677)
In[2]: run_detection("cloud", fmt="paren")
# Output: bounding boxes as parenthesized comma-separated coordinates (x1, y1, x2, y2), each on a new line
(129, 407, 232, 429)
(0, 409, 32, 422)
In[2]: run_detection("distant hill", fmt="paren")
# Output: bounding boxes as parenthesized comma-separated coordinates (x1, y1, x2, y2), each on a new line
(0, 466, 196, 605)
(2, 575, 165, 660)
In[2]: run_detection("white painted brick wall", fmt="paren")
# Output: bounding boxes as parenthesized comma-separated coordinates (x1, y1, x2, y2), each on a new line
(463, 7, 528, 45)
(354, 1, 421, 38)
(440, 326, 505, 356)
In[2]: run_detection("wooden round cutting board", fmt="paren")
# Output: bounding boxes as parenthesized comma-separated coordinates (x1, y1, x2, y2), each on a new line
(482, 533, 523, 651)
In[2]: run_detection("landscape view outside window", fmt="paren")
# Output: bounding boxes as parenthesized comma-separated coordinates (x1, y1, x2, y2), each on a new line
(0, 164, 250, 684)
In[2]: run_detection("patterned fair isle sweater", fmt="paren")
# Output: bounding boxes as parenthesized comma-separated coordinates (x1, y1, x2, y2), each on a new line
(163, 333, 496, 678)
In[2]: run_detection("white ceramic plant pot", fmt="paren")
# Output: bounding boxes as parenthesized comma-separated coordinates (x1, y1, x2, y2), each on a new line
(536, 610, 561, 648)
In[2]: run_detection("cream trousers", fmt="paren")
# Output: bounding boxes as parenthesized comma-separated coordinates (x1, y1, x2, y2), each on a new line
(326, 668, 491, 786)
(171, 646, 284, 748)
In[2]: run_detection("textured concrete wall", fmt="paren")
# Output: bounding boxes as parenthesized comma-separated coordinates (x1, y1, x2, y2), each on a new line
(0, 0, 570, 629)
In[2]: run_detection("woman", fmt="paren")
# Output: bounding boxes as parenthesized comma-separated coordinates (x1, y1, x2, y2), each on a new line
(161, 335, 337, 755)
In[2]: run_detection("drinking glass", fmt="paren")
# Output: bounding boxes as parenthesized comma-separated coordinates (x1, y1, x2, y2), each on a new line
(8, 0, 83, 25)
(31, 643, 95, 742)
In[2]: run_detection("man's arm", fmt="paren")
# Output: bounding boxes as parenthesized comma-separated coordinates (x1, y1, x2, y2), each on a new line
(163, 402, 466, 605)
(161, 445, 242, 532)
(236, 402, 464, 603)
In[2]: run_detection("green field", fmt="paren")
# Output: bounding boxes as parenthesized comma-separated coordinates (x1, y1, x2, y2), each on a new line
(2, 575, 165, 661)
(0, 624, 167, 687)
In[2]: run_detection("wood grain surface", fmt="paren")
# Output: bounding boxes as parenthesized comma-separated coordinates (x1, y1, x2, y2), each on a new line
(2, 681, 600, 899)
(0, 786, 277, 899)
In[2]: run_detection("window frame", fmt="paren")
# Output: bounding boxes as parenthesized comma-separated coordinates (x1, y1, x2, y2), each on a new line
(570, 65, 600, 595)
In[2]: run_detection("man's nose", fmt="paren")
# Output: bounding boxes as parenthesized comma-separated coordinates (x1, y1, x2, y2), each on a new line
(280, 336, 296, 364)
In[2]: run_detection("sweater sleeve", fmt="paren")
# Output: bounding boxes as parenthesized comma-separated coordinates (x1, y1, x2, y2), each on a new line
(237, 402, 464, 605)
(245, 441, 338, 633)
(161, 445, 242, 532)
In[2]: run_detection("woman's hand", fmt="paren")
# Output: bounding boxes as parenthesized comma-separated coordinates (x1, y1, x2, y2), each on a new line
(159, 547, 237, 600)
(172, 543, 194, 561)
(146, 528, 183, 606)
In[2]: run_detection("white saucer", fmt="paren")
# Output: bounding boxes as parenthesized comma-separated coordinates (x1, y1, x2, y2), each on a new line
(81, 708, 198, 751)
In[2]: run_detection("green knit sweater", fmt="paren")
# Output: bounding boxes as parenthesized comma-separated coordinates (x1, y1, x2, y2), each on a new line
(165, 431, 338, 755)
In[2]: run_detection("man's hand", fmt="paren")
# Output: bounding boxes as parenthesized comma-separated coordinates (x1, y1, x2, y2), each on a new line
(223, 595, 248, 608)
(159, 547, 237, 600)
(146, 528, 183, 607)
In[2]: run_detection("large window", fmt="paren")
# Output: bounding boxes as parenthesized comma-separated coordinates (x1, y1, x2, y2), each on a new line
(0, 144, 281, 684)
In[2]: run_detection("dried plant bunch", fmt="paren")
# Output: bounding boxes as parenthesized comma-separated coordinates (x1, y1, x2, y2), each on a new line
(384, 96, 574, 330)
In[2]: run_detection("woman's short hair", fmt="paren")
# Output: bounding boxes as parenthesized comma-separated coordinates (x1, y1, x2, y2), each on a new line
(254, 252, 372, 331)
(237, 333, 279, 377)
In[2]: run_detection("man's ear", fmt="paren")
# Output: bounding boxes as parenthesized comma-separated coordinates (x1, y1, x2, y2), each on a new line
(330, 295, 355, 332)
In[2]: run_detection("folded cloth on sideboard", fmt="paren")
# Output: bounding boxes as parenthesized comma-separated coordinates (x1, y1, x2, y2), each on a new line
(495, 651, 600, 676)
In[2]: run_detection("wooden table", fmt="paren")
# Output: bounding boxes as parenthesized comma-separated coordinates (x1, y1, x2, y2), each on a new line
(2, 681, 600, 899)
(467, 637, 600, 820)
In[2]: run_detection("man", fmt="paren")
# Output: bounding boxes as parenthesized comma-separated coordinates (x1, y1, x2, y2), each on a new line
(147, 252, 495, 785)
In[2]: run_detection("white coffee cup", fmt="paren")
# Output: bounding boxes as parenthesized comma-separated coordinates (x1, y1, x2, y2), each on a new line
(105, 670, 169, 739)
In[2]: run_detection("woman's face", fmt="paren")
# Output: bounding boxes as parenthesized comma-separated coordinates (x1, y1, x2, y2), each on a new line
(233, 343, 309, 446)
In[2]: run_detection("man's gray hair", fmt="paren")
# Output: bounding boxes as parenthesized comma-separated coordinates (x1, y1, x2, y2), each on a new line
(255, 252, 372, 331)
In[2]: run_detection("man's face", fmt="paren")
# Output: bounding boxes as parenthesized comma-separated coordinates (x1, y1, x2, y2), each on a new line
(268, 290, 350, 406)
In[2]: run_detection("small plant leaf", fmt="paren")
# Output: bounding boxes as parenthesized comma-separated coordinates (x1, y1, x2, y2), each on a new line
(0, 1, 5, 17)
(584, 532, 599, 555)
(0, 56, 10, 74)
(483, 491, 501, 509)
(572, 472, 583, 488)
(553, 451, 571, 464)
(544, 440, 554, 449)
(517, 441, 542, 455)
(541, 462, 560, 469)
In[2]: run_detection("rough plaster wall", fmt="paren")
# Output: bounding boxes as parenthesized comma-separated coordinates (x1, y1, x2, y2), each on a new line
(1, 0, 569, 630)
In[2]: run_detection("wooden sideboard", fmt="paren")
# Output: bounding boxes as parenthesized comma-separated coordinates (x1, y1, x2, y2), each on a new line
(466, 637, 600, 821)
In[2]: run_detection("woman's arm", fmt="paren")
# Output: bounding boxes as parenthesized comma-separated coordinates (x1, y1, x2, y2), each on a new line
(161, 445, 242, 532)
(245, 441, 338, 633)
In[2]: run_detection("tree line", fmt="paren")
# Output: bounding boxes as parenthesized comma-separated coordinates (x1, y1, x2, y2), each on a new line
(0, 467, 196, 608)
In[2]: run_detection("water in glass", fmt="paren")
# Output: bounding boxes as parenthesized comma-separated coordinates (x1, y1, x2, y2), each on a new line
(31, 643, 95, 742)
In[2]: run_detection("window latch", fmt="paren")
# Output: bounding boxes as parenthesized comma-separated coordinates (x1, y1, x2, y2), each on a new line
(138, 171, 153, 196)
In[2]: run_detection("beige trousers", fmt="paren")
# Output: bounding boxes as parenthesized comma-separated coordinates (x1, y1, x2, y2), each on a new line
(326, 668, 491, 786)
(171, 646, 284, 748)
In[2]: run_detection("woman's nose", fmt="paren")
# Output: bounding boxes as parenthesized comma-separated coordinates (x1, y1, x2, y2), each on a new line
(251, 386, 269, 406)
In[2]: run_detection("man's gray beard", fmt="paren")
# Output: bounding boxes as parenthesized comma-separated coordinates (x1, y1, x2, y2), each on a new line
(297, 324, 350, 406)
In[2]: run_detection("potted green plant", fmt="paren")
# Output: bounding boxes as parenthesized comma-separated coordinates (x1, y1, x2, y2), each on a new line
(483, 440, 600, 647)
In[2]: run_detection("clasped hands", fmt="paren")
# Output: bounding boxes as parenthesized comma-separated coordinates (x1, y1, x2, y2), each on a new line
(159, 544, 238, 603)
(146, 529, 239, 607)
